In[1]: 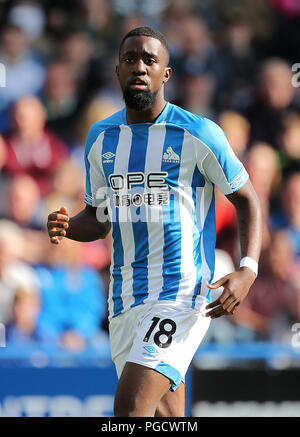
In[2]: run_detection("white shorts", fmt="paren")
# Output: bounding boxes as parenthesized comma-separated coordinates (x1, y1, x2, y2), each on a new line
(109, 301, 210, 391)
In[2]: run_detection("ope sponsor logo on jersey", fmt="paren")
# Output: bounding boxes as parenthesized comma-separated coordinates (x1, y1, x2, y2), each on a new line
(109, 172, 169, 191)
(95, 181, 203, 225)
(113, 191, 170, 208)
(107, 171, 171, 209)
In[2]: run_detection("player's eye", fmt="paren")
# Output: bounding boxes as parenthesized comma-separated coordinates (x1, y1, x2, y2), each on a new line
(145, 58, 155, 65)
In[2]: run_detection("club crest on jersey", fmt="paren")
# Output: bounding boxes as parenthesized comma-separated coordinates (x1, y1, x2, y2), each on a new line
(163, 146, 180, 163)
(102, 152, 115, 163)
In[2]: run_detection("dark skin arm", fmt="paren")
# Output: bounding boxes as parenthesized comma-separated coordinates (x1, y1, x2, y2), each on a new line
(47, 205, 111, 244)
(206, 180, 263, 319)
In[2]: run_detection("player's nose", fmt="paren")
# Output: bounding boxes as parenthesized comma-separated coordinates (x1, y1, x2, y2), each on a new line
(133, 59, 147, 75)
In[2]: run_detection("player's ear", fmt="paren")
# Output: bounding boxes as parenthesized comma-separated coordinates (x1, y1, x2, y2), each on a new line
(116, 65, 120, 80)
(163, 66, 172, 84)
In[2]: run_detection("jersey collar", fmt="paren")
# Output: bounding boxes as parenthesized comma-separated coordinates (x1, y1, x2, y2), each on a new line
(122, 102, 171, 126)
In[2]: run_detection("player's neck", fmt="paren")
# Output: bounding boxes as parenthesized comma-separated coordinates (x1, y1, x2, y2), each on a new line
(125, 97, 167, 125)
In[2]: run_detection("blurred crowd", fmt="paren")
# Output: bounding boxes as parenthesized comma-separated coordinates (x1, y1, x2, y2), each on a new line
(0, 0, 300, 351)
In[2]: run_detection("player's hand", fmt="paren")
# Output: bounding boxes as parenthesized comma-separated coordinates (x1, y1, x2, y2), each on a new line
(205, 268, 256, 319)
(47, 206, 69, 245)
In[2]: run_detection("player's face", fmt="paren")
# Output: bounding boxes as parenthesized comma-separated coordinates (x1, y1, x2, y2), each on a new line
(117, 36, 171, 110)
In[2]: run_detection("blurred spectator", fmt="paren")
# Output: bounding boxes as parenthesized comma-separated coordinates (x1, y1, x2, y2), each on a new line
(94, 55, 124, 111)
(277, 111, 300, 177)
(268, 0, 300, 62)
(180, 70, 216, 118)
(6, 287, 45, 344)
(245, 142, 282, 248)
(246, 58, 300, 149)
(161, 0, 194, 54)
(245, 142, 281, 201)
(58, 31, 93, 82)
(75, 98, 122, 153)
(171, 15, 225, 107)
(7, 1, 46, 43)
(160, 0, 194, 104)
(218, 18, 258, 110)
(0, 135, 6, 171)
(79, 0, 116, 51)
(271, 171, 300, 259)
(2, 95, 69, 195)
(80, 237, 111, 279)
(2, 174, 43, 230)
(113, 0, 169, 18)
(270, 0, 300, 17)
(44, 2, 78, 37)
(45, 160, 85, 217)
(0, 23, 45, 132)
(81, 0, 112, 29)
(42, 61, 82, 146)
(234, 230, 300, 341)
(214, 0, 274, 41)
(119, 15, 146, 38)
(58, 30, 104, 104)
(219, 110, 250, 158)
(44, 157, 112, 273)
(0, 219, 39, 325)
(35, 238, 107, 351)
(174, 15, 216, 66)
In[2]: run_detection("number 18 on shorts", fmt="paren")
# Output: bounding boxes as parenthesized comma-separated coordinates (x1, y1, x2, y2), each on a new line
(109, 302, 211, 391)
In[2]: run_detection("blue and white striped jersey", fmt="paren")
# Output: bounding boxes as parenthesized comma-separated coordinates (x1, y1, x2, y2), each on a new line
(84, 102, 249, 319)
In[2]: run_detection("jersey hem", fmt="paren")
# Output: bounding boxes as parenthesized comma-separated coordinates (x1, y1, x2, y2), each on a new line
(108, 294, 210, 321)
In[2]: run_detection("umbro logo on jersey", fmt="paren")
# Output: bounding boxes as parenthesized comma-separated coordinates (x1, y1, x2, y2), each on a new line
(143, 346, 158, 354)
(102, 152, 115, 163)
(163, 146, 180, 163)
(143, 345, 159, 358)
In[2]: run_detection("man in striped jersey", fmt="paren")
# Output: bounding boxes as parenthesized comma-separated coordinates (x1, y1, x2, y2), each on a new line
(47, 27, 262, 417)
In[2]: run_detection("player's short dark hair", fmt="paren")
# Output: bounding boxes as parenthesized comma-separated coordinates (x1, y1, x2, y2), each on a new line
(119, 26, 170, 63)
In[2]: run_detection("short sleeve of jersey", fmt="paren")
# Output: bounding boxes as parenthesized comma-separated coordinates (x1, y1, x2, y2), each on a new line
(84, 124, 107, 207)
(194, 118, 249, 195)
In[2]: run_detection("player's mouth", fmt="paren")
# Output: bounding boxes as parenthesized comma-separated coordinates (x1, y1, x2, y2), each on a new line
(128, 79, 148, 90)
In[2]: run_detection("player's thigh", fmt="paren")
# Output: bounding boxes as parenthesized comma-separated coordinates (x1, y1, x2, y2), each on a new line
(114, 361, 173, 417)
(155, 381, 185, 417)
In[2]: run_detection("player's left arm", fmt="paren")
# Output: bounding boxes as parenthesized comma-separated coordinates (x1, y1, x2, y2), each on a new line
(206, 179, 263, 319)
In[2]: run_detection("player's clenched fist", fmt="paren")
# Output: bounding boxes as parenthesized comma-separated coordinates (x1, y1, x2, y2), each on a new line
(47, 206, 69, 244)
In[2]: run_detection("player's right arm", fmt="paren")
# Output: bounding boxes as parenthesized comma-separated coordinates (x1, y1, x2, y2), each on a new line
(47, 204, 111, 245)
